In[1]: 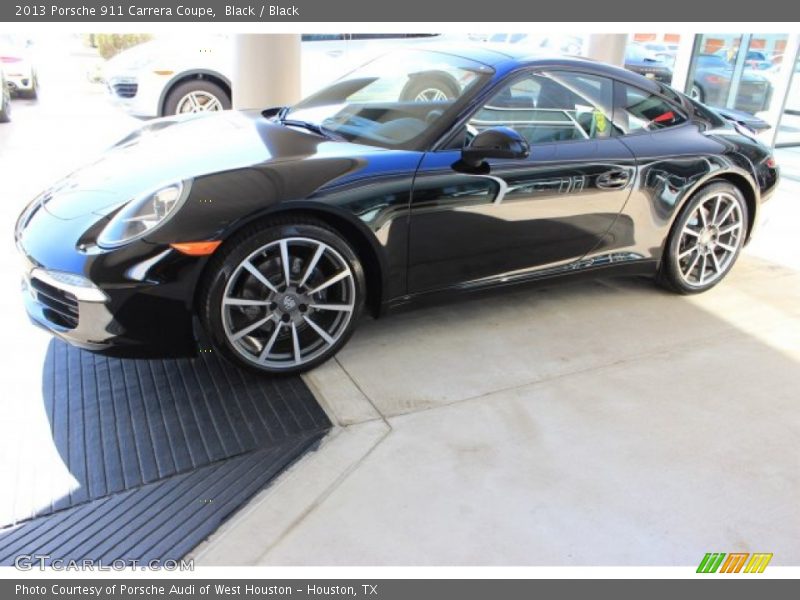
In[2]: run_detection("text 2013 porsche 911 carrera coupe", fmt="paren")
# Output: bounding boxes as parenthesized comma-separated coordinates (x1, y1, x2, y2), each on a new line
(15, 46, 779, 373)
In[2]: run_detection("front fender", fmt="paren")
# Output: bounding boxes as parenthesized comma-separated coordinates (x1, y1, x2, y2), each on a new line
(146, 151, 423, 306)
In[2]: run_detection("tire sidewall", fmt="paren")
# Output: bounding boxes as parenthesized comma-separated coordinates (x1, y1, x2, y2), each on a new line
(164, 80, 232, 116)
(664, 182, 748, 294)
(202, 222, 366, 374)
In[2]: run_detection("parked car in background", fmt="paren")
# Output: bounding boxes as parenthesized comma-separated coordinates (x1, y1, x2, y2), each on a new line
(691, 54, 773, 115)
(0, 34, 38, 98)
(478, 33, 584, 55)
(0, 68, 11, 123)
(104, 33, 466, 118)
(103, 35, 231, 117)
(624, 44, 673, 83)
(714, 48, 773, 71)
(642, 41, 678, 66)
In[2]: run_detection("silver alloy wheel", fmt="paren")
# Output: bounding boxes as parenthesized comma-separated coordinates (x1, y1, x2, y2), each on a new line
(676, 192, 744, 287)
(175, 90, 223, 113)
(690, 85, 703, 101)
(414, 88, 449, 102)
(221, 237, 356, 370)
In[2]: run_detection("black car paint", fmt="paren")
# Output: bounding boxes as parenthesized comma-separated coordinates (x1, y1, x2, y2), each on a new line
(16, 48, 779, 357)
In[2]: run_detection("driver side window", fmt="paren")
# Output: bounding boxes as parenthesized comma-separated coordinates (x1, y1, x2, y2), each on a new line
(467, 71, 615, 146)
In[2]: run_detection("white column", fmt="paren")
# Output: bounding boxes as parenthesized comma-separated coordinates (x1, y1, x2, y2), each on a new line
(671, 34, 698, 94)
(233, 34, 301, 110)
(585, 34, 628, 67)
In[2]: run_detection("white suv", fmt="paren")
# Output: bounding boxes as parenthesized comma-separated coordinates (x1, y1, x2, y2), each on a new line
(0, 34, 38, 99)
(104, 34, 464, 118)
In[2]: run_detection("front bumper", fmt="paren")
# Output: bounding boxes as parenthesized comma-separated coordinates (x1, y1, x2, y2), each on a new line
(106, 71, 163, 118)
(16, 204, 204, 358)
(22, 267, 118, 352)
(6, 73, 34, 93)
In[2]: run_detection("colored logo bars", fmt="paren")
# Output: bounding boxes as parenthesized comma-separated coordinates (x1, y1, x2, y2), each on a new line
(697, 553, 773, 573)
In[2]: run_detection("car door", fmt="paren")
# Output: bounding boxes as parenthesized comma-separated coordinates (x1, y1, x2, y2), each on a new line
(407, 69, 637, 293)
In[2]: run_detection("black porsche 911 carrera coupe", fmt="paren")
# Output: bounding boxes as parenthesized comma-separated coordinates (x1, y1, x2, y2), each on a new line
(16, 46, 779, 373)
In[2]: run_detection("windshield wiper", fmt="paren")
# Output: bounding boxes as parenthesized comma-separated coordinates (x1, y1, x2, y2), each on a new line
(279, 118, 341, 140)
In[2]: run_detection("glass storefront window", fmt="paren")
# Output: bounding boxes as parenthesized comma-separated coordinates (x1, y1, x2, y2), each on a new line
(687, 34, 787, 118)
(775, 53, 800, 147)
(624, 34, 681, 86)
(468, 33, 586, 56)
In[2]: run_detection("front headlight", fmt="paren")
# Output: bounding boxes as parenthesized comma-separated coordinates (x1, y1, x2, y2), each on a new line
(97, 181, 190, 248)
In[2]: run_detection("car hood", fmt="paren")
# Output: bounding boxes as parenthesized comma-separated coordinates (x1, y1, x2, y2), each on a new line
(41, 110, 381, 219)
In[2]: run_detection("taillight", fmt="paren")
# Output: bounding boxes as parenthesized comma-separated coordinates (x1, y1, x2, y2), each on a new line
(706, 75, 723, 84)
(0, 56, 22, 64)
(765, 156, 777, 169)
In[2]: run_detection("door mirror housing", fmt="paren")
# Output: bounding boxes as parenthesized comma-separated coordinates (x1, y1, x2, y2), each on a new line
(461, 126, 530, 168)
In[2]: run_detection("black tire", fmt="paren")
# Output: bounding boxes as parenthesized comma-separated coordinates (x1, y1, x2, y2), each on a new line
(199, 218, 366, 375)
(690, 83, 705, 103)
(0, 86, 10, 123)
(163, 79, 231, 116)
(657, 181, 748, 295)
(400, 73, 460, 102)
(20, 72, 37, 99)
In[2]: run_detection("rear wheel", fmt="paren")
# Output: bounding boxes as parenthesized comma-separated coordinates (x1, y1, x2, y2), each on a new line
(200, 219, 365, 374)
(658, 182, 748, 294)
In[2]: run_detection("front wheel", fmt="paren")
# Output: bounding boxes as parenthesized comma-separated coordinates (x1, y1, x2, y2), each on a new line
(164, 80, 231, 116)
(658, 182, 748, 294)
(200, 219, 366, 374)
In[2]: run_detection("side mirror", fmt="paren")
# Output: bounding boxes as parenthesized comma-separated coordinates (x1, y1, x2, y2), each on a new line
(461, 126, 530, 168)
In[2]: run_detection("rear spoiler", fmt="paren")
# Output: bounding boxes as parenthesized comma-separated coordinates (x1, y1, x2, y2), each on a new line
(714, 107, 771, 134)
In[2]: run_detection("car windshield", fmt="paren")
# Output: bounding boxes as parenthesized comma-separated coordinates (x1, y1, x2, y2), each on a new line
(282, 49, 494, 149)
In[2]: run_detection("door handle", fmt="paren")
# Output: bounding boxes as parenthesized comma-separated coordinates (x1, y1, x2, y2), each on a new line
(597, 170, 630, 190)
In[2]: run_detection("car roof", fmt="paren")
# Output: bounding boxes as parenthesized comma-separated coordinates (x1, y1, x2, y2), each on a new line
(417, 43, 664, 93)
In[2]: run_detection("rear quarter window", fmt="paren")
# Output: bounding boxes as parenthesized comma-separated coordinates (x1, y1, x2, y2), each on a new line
(616, 82, 687, 133)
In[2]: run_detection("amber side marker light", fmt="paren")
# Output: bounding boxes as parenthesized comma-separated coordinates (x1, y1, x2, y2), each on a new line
(170, 241, 222, 256)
